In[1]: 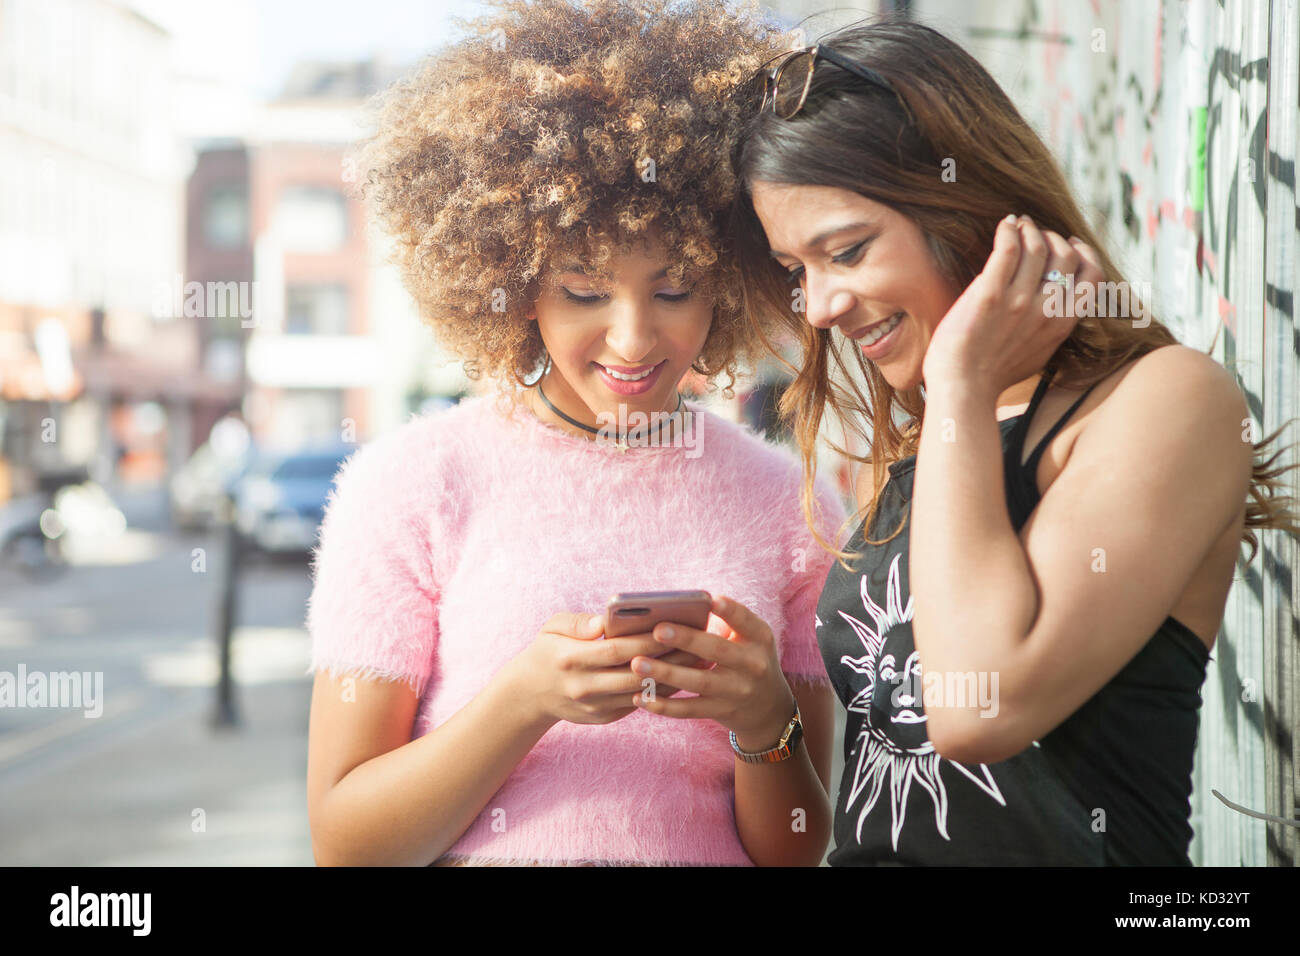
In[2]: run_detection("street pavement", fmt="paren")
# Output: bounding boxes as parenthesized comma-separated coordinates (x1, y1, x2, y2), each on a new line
(0, 480, 316, 865)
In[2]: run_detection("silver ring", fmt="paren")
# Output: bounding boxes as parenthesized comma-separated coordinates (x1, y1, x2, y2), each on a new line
(1043, 269, 1070, 287)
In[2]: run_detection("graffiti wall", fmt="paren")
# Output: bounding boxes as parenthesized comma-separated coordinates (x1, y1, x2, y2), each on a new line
(901, 0, 1300, 865)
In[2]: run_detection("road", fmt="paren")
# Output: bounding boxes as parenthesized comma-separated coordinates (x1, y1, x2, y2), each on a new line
(0, 482, 316, 865)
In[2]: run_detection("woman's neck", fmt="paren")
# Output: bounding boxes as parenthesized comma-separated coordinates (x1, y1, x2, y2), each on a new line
(527, 368, 687, 446)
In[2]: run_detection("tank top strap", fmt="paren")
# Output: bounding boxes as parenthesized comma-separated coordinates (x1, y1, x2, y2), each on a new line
(1004, 367, 1057, 466)
(1025, 366, 1056, 413)
(1022, 375, 1102, 473)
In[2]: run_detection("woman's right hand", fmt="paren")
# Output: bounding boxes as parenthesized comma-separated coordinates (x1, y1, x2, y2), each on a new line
(510, 612, 708, 726)
(921, 216, 1101, 402)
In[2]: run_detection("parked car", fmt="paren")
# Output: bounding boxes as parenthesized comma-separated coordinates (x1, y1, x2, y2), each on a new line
(0, 468, 123, 579)
(233, 444, 354, 556)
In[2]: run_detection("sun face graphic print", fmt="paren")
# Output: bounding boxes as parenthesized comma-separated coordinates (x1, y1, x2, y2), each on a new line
(835, 551, 1006, 850)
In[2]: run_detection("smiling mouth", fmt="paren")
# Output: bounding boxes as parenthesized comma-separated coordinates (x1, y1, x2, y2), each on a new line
(891, 709, 928, 724)
(596, 361, 662, 382)
(847, 312, 904, 345)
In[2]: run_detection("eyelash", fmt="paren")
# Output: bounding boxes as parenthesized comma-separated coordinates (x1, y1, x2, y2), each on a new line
(783, 239, 870, 285)
(561, 289, 692, 304)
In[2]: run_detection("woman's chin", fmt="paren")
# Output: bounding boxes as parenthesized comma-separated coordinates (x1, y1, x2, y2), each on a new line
(876, 360, 923, 393)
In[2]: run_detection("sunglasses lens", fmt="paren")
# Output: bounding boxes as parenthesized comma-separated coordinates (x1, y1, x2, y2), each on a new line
(773, 52, 812, 118)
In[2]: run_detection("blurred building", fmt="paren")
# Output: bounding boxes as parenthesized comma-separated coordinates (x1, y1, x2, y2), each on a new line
(0, 0, 467, 509)
(0, 0, 234, 500)
(184, 143, 253, 446)
(186, 58, 467, 455)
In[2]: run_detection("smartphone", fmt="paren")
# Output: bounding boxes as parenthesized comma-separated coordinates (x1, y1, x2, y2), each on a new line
(604, 590, 712, 638)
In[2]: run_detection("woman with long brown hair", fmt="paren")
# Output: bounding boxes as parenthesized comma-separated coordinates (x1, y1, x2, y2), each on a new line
(728, 17, 1298, 864)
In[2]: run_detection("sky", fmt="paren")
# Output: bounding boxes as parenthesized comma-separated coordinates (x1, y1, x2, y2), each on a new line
(129, 0, 492, 100)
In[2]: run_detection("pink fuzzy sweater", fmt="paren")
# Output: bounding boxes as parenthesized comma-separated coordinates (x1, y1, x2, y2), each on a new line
(305, 392, 846, 865)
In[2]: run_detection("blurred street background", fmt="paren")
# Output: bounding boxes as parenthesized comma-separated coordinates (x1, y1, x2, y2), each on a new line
(0, 478, 315, 863)
(0, 0, 1296, 865)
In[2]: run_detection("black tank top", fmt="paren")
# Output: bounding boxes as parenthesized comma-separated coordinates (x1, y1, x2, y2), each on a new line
(815, 368, 1211, 865)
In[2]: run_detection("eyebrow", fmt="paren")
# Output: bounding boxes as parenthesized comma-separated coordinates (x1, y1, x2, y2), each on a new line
(555, 264, 673, 280)
(768, 221, 875, 259)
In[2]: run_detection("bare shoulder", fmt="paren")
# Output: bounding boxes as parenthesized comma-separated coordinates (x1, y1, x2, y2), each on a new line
(1117, 343, 1240, 391)
(1090, 344, 1248, 437)
(1066, 345, 1253, 512)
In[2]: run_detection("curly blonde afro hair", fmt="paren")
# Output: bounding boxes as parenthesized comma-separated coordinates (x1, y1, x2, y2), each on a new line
(353, 0, 789, 392)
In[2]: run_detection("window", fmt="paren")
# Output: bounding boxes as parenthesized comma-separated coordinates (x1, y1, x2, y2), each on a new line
(284, 284, 348, 335)
(274, 389, 345, 446)
(273, 186, 347, 253)
(204, 184, 248, 250)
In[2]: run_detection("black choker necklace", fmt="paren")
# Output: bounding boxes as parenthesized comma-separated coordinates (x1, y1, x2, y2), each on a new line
(535, 380, 684, 451)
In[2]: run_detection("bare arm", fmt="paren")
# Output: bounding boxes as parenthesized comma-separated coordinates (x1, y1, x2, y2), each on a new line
(307, 657, 551, 867)
(308, 614, 699, 866)
(732, 675, 835, 866)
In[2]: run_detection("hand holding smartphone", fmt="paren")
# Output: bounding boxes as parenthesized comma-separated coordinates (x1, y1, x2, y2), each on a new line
(604, 591, 714, 684)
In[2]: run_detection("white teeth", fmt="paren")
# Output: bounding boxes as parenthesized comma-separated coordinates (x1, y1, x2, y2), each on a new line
(862, 313, 903, 346)
(603, 365, 654, 381)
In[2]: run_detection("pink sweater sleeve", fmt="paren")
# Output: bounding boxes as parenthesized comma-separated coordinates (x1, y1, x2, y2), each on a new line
(778, 474, 848, 685)
(305, 423, 441, 697)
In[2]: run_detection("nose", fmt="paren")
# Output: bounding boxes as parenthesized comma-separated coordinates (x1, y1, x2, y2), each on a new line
(802, 268, 856, 331)
(605, 300, 657, 362)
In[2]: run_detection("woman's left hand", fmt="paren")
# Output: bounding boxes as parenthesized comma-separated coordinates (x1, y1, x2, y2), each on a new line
(921, 215, 1105, 402)
(629, 594, 796, 749)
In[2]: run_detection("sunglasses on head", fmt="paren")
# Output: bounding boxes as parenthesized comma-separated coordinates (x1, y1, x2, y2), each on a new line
(759, 44, 894, 119)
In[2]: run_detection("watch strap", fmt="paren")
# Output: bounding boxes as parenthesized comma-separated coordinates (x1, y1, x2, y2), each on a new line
(730, 700, 803, 763)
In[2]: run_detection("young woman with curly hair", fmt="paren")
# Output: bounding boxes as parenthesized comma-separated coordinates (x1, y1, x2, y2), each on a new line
(304, 0, 846, 866)
(729, 18, 1300, 864)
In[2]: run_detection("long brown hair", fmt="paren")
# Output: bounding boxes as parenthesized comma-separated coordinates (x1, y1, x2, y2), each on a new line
(728, 16, 1299, 567)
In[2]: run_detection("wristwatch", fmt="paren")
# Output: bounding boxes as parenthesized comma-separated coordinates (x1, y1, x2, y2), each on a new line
(730, 699, 803, 763)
